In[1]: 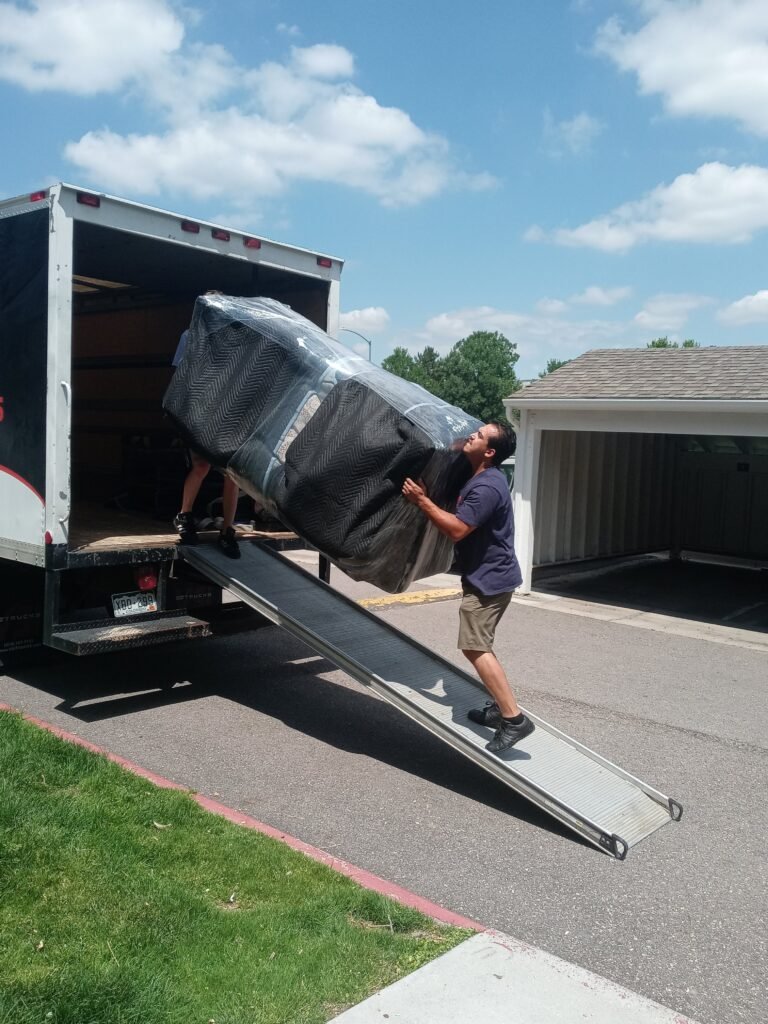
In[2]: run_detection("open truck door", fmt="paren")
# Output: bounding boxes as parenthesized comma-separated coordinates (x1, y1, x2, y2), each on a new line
(0, 184, 341, 658)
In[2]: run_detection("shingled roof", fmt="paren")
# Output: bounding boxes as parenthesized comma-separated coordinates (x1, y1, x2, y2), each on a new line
(515, 346, 768, 401)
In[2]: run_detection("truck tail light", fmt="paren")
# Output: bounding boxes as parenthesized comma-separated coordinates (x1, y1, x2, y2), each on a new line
(211, 228, 230, 242)
(30, 191, 47, 202)
(76, 192, 100, 207)
(317, 256, 332, 268)
(181, 220, 200, 233)
(134, 568, 158, 591)
(244, 237, 261, 249)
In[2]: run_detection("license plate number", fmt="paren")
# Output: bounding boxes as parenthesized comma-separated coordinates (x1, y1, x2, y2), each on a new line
(111, 591, 157, 618)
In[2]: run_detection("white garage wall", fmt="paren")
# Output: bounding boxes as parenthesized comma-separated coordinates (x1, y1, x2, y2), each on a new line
(534, 431, 676, 565)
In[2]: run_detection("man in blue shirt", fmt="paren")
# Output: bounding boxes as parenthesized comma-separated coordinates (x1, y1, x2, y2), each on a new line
(402, 421, 534, 753)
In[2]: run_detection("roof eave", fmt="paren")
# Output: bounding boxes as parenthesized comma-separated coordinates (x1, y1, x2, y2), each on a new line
(504, 397, 768, 414)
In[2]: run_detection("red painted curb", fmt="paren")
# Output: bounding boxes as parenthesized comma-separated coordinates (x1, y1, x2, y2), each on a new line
(0, 704, 483, 933)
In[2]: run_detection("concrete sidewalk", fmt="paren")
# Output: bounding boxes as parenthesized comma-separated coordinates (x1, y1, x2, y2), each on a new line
(329, 930, 701, 1024)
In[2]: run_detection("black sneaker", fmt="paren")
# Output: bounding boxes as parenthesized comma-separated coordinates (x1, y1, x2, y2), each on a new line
(467, 701, 503, 728)
(486, 715, 535, 754)
(217, 526, 241, 559)
(173, 512, 198, 545)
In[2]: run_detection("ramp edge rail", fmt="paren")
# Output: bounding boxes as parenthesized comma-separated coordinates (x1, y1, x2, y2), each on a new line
(183, 545, 683, 858)
(251, 545, 683, 823)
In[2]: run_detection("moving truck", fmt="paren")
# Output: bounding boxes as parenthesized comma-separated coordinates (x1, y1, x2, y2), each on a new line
(0, 184, 342, 658)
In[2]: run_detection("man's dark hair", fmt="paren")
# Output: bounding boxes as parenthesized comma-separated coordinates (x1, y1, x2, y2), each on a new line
(487, 421, 516, 466)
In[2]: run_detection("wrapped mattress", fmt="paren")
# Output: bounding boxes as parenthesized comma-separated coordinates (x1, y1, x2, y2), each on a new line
(163, 294, 483, 592)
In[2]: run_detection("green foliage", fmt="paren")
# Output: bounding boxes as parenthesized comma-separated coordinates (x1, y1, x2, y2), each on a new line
(647, 337, 699, 349)
(381, 345, 446, 393)
(383, 331, 519, 421)
(381, 346, 420, 382)
(0, 712, 468, 1024)
(413, 345, 444, 390)
(438, 331, 519, 421)
(538, 357, 570, 377)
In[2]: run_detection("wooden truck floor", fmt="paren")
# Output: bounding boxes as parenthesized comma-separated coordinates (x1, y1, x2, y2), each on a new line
(68, 502, 296, 553)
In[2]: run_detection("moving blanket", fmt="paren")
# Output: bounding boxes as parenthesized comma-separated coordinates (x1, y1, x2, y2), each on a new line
(163, 295, 483, 592)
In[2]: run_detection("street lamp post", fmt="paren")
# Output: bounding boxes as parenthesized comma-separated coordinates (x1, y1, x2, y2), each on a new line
(339, 327, 372, 361)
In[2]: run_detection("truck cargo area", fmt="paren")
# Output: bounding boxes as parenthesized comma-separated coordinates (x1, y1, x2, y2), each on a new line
(0, 186, 340, 655)
(68, 218, 329, 558)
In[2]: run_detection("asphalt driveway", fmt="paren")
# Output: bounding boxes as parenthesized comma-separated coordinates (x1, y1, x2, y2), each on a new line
(1, 555, 766, 1024)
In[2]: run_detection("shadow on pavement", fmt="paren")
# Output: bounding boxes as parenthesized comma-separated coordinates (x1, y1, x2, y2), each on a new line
(534, 555, 768, 632)
(6, 629, 582, 850)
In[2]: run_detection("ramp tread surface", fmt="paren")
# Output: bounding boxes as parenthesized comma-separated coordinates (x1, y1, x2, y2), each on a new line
(183, 542, 676, 853)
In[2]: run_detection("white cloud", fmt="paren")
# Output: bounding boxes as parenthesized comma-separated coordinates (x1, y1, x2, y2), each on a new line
(409, 305, 647, 378)
(523, 224, 546, 243)
(64, 103, 470, 208)
(717, 290, 768, 325)
(340, 307, 391, 334)
(570, 285, 632, 306)
(422, 306, 618, 351)
(144, 42, 238, 121)
(303, 92, 427, 153)
(386, 294, 722, 377)
(543, 109, 603, 156)
(277, 23, 300, 37)
(535, 298, 568, 315)
(291, 43, 354, 79)
(528, 163, 768, 251)
(1, 0, 491, 208)
(596, 0, 768, 137)
(534, 288, 630, 314)
(633, 293, 713, 332)
(244, 60, 328, 122)
(0, 0, 183, 93)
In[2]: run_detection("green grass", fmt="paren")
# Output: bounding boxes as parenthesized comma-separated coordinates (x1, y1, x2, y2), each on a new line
(0, 711, 469, 1024)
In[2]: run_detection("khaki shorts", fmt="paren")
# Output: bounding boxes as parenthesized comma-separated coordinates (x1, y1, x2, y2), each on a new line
(457, 588, 513, 653)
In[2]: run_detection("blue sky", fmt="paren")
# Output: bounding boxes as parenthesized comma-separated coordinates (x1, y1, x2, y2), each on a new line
(3, 0, 768, 377)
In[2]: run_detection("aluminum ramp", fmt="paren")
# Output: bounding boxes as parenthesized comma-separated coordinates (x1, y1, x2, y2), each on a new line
(182, 542, 683, 858)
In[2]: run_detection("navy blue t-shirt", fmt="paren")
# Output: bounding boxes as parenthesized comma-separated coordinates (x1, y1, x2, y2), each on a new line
(454, 466, 522, 596)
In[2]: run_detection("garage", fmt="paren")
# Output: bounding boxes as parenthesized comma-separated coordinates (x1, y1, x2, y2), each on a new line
(507, 347, 768, 622)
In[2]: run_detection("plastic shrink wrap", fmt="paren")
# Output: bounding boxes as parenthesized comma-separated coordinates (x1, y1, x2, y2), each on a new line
(163, 295, 483, 592)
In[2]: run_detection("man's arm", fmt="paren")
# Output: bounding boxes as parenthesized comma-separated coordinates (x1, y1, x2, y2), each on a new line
(402, 478, 475, 543)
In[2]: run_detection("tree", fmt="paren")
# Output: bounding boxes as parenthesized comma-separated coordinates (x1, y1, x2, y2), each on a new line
(381, 346, 419, 382)
(647, 337, 699, 348)
(413, 345, 443, 391)
(381, 344, 445, 391)
(538, 357, 570, 378)
(437, 331, 520, 422)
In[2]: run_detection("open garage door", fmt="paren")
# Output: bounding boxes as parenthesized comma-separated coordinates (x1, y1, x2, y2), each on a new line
(531, 431, 768, 569)
(507, 346, 768, 623)
(676, 438, 768, 560)
(515, 429, 768, 634)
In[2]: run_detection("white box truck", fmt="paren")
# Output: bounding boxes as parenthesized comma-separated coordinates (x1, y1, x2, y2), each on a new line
(0, 183, 342, 657)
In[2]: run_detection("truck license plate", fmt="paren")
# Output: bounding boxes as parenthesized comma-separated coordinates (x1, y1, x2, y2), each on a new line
(111, 591, 157, 618)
